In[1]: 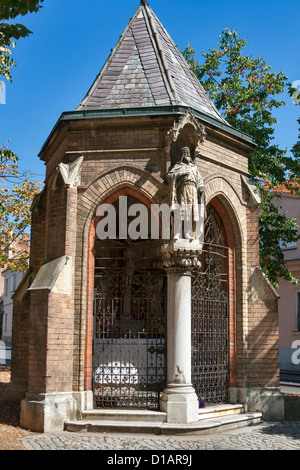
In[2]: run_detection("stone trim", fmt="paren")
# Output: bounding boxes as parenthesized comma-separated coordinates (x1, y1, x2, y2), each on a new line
(205, 175, 247, 243)
(250, 266, 280, 301)
(241, 175, 261, 206)
(79, 163, 165, 192)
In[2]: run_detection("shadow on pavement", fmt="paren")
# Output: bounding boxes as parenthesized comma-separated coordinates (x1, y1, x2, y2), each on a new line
(259, 421, 300, 440)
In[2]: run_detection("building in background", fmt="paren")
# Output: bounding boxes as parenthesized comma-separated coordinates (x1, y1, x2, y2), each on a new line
(275, 188, 300, 383)
(0, 234, 29, 343)
(1, 269, 26, 342)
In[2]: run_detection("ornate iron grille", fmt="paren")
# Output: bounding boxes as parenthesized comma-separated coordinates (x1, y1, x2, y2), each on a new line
(93, 240, 167, 410)
(191, 206, 229, 404)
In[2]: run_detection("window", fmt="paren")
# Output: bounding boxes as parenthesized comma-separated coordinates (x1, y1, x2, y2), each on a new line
(11, 274, 17, 293)
(297, 292, 300, 331)
(4, 278, 9, 296)
(280, 240, 297, 251)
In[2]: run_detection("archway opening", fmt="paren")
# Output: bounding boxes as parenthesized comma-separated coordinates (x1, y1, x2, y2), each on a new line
(92, 195, 167, 410)
(191, 203, 233, 404)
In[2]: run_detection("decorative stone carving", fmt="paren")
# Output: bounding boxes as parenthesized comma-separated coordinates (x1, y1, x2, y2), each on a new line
(50, 156, 84, 190)
(58, 156, 84, 188)
(166, 109, 207, 154)
(161, 243, 201, 274)
(173, 366, 186, 384)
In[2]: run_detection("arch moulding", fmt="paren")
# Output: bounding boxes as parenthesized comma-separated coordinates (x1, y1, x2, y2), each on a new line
(204, 175, 246, 245)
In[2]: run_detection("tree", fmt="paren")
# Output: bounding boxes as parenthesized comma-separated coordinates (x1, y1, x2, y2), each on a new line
(1, 0, 44, 82)
(291, 118, 300, 162)
(183, 29, 300, 287)
(0, 1, 44, 271)
(0, 144, 41, 271)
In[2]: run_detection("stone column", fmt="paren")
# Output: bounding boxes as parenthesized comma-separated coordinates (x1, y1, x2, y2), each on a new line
(160, 243, 200, 423)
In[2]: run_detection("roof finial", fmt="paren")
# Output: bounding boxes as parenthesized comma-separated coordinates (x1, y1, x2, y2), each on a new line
(141, 0, 148, 5)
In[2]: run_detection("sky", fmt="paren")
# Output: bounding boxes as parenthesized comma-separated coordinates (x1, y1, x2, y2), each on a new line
(1, 0, 300, 181)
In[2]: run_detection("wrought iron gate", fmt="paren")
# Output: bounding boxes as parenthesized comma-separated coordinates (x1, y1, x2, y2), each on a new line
(93, 240, 167, 410)
(191, 206, 229, 404)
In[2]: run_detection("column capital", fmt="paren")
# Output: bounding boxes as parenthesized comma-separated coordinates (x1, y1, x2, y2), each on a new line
(161, 242, 201, 274)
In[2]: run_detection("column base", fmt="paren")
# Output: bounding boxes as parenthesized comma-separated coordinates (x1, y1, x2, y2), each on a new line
(20, 390, 93, 433)
(160, 384, 199, 424)
(229, 386, 285, 421)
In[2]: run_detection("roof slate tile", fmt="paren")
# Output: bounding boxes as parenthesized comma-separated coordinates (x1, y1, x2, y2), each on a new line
(78, 2, 227, 125)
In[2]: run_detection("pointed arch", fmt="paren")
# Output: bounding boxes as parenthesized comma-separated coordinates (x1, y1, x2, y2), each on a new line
(205, 175, 246, 245)
(75, 165, 167, 391)
(203, 177, 248, 391)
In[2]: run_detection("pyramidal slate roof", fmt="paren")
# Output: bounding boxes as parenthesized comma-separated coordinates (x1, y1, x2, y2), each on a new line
(78, 1, 227, 125)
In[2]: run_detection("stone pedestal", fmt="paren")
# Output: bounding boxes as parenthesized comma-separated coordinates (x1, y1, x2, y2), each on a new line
(228, 387, 285, 421)
(20, 391, 93, 433)
(160, 242, 201, 423)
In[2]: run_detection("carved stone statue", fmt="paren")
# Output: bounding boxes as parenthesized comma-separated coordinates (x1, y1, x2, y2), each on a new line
(168, 147, 205, 240)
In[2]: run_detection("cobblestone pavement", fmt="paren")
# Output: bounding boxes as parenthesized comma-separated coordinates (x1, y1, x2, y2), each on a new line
(21, 421, 300, 451)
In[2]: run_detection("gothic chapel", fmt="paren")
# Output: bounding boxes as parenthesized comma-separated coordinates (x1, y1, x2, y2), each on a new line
(8, 1, 284, 432)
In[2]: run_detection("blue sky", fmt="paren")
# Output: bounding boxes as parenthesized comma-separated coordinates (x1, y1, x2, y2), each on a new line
(1, 0, 300, 181)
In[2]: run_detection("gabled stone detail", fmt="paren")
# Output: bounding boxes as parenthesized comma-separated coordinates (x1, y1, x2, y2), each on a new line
(241, 175, 261, 206)
(250, 266, 280, 301)
(28, 255, 72, 295)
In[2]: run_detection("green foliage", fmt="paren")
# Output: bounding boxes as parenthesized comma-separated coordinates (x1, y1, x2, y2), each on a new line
(0, 144, 41, 271)
(0, 0, 44, 81)
(183, 29, 300, 287)
(0, 143, 18, 164)
(259, 191, 299, 286)
(0, 0, 44, 42)
(291, 118, 300, 161)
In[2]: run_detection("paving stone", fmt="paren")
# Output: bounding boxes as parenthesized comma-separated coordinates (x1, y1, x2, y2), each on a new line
(21, 421, 300, 451)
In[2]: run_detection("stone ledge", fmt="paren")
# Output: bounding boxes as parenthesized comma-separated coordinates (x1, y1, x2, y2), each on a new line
(64, 411, 262, 436)
(82, 409, 167, 423)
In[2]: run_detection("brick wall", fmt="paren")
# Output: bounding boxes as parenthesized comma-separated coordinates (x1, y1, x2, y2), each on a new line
(246, 202, 280, 388)
(28, 290, 73, 394)
(10, 299, 29, 391)
(247, 298, 280, 387)
(30, 191, 47, 270)
(46, 182, 68, 259)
